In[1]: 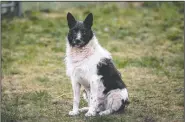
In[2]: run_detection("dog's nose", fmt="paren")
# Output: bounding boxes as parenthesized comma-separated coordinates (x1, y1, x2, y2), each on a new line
(75, 39, 81, 44)
(72, 39, 81, 45)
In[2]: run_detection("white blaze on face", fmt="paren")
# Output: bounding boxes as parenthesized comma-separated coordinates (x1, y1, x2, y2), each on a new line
(76, 32, 81, 40)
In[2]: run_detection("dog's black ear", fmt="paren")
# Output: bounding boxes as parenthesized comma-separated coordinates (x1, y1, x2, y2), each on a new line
(83, 13, 93, 28)
(67, 12, 76, 29)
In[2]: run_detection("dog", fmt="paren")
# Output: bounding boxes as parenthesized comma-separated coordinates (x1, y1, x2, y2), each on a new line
(65, 12, 129, 117)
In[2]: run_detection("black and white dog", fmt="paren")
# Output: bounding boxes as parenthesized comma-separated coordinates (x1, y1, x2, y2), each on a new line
(65, 12, 129, 117)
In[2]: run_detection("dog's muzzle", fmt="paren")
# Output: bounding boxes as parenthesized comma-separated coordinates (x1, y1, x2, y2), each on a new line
(72, 39, 84, 47)
(72, 39, 81, 45)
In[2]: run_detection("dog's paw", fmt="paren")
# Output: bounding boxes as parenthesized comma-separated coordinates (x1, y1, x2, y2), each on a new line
(79, 107, 89, 112)
(99, 110, 112, 116)
(99, 111, 106, 116)
(68, 110, 79, 116)
(85, 111, 96, 117)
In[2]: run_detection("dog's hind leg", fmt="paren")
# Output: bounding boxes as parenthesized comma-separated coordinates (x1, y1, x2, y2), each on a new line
(99, 89, 127, 116)
(99, 109, 113, 116)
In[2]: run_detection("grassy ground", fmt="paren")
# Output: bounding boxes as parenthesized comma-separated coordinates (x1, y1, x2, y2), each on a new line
(2, 2, 184, 122)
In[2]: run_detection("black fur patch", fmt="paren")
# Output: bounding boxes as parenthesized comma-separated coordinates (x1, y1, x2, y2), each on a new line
(67, 12, 93, 48)
(67, 21, 93, 47)
(97, 58, 126, 94)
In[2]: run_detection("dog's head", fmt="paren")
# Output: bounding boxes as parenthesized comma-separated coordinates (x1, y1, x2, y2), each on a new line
(67, 12, 93, 48)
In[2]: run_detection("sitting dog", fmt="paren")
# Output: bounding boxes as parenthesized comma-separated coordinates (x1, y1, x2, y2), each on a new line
(65, 12, 129, 116)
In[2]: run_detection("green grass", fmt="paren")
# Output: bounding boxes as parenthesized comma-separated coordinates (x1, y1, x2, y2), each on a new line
(2, 2, 184, 122)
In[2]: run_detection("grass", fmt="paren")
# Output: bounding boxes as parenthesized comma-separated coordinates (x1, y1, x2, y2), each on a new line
(2, 2, 184, 122)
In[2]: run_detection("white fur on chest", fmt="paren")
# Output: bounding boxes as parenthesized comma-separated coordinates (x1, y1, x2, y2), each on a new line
(65, 36, 111, 87)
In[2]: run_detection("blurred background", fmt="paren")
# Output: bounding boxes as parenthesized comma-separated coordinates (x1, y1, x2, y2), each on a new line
(1, 2, 184, 122)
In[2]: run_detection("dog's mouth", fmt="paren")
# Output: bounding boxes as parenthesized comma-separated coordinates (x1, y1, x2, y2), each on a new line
(72, 42, 85, 48)
(72, 44, 82, 48)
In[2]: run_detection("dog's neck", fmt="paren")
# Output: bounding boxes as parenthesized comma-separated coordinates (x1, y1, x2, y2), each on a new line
(66, 36, 99, 64)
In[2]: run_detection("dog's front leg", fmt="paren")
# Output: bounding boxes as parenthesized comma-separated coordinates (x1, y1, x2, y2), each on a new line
(69, 78, 81, 116)
(85, 76, 99, 117)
